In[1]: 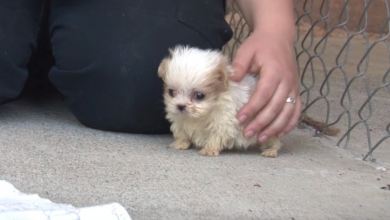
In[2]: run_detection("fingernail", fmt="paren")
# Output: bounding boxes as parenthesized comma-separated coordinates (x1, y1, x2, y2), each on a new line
(245, 130, 254, 138)
(259, 135, 268, 143)
(278, 133, 285, 138)
(238, 115, 247, 123)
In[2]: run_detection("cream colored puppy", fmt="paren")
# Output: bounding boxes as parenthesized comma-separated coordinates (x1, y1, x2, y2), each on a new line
(157, 45, 281, 157)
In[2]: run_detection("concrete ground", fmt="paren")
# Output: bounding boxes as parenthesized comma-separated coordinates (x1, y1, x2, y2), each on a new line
(0, 93, 389, 220)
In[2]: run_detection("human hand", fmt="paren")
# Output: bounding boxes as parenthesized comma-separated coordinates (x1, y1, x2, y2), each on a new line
(231, 30, 302, 143)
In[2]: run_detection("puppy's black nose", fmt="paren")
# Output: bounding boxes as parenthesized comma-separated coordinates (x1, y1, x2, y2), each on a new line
(177, 105, 186, 111)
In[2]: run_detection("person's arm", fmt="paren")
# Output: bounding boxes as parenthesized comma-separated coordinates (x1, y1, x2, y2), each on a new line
(236, 0, 295, 40)
(231, 0, 301, 143)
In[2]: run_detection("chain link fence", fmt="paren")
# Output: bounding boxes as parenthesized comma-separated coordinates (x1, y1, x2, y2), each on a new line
(223, 0, 390, 163)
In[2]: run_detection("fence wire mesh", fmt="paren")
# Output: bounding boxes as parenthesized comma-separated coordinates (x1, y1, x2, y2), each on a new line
(223, 0, 390, 163)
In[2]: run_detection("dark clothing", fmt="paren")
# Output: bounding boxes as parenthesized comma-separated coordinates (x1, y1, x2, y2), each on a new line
(0, 0, 232, 133)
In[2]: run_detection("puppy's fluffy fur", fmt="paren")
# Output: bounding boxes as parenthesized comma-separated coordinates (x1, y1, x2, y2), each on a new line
(157, 45, 281, 157)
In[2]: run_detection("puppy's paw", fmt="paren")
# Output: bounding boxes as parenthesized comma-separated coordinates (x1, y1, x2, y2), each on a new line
(261, 149, 278, 158)
(260, 136, 281, 158)
(199, 148, 220, 157)
(170, 140, 190, 150)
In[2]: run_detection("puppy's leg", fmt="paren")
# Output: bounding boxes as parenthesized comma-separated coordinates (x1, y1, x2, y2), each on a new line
(170, 137, 191, 150)
(199, 143, 223, 156)
(260, 136, 281, 158)
(199, 136, 227, 157)
(170, 124, 191, 150)
(199, 123, 236, 156)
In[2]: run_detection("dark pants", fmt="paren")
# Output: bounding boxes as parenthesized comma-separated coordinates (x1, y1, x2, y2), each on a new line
(0, 0, 232, 134)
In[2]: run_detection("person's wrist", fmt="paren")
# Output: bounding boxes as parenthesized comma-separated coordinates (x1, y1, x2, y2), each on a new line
(236, 0, 296, 43)
(252, 20, 296, 42)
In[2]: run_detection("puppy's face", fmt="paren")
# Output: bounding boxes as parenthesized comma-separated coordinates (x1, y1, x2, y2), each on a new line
(157, 46, 232, 119)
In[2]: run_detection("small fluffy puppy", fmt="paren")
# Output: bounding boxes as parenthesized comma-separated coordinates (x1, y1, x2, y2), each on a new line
(157, 45, 281, 157)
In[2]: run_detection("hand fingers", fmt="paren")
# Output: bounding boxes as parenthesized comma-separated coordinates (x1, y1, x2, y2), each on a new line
(238, 71, 281, 125)
(242, 81, 289, 139)
(230, 44, 255, 82)
(279, 97, 302, 137)
(256, 96, 299, 142)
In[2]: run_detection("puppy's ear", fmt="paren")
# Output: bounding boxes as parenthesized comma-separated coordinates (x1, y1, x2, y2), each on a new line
(157, 57, 170, 79)
(158, 48, 175, 79)
(216, 57, 233, 89)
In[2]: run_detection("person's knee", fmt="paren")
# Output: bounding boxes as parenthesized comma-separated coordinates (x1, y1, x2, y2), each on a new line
(74, 98, 171, 134)
(0, 0, 47, 102)
(74, 90, 171, 134)
(49, 50, 171, 134)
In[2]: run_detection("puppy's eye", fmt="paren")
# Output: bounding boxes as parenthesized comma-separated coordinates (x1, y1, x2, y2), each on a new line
(194, 92, 205, 100)
(168, 89, 175, 97)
